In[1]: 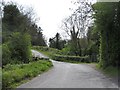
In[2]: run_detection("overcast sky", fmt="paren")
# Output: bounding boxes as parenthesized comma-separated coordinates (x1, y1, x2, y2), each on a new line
(3, 0, 96, 41)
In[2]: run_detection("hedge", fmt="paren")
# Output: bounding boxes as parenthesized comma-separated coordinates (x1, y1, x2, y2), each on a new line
(52, 54, 90, 63)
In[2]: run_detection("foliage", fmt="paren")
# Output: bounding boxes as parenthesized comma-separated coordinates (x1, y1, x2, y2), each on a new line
(85, 26, 100, 62)
(29, 24, 47, 46)
(2, 2, 47, 65)
(93, 2, 120, 68)
(61, 42, 72, 55)
(2, 60, 53, 89)
(0, 68, 1, 89)
(2, 4, 20, 32)
(2, 32, 32, 66)
(61, 40, 80, 56)
(96, 64, 118, 77)
(49, 33, 66, 50)
(33, 46, 98, 63)
(61, 37, 89, 56)
(61, 2, 93, 56)
(8, 32, 32, 63)
(2, 3, 47, 46)
(2, 43, 11, 66)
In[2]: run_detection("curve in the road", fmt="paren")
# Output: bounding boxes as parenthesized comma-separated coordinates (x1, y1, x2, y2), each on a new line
(18, 50, 118, 88)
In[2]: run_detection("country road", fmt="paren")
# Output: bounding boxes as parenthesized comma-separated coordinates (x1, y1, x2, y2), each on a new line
(31, 50, 49, 59)
(18, 50, 118, 88)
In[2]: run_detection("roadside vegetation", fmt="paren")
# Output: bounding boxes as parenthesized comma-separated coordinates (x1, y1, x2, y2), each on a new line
(2, 2, 47, 66)
(0, 68, 1, 90)
(2, 2, 52, 89)
(2, 60, 53, 89)
(2, 1, 120, 89)
(93, 2, 120, 78)
(96, 62, 118, 76)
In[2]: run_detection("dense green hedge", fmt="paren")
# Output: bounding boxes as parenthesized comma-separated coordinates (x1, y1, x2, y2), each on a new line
(52, 54, 90, 63)
(2, 60, 53, 89)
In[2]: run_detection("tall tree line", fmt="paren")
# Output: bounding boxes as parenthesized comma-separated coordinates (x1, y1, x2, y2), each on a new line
(2, 3, 46, 46)
(93, 2, 120, 68)
(2, 2, 46, 65)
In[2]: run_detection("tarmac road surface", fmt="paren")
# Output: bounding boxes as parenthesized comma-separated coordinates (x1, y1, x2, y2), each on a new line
(18, 50, 118, 88)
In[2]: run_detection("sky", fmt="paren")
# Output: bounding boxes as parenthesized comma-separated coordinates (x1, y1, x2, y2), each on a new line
(3, 0, 96, 41)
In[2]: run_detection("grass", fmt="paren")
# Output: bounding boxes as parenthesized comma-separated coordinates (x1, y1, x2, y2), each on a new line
(32, 46, 61, 58)
(38, 50, 52, 58)
(2, 60, 53, 89)
(0, 68, 1, 90)
(96, 64, 118, 77)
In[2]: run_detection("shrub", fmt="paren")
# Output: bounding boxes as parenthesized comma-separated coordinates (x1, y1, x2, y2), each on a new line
(9, 32, 32, 63)
(2, 43, 11, 66)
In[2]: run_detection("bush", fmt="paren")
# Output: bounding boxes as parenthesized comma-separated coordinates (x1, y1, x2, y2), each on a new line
(52, 54, 90, 63)
(9, 32, 32, 63)
(2, 60, 53, 89)
(2, 32, 32, 66)
(2, 43, 11, 66)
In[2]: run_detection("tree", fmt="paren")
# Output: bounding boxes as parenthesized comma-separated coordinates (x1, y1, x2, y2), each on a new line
(2, 3, 47, 46)
(30, 25, 47, 46)
(49, 38, 55, 48)
(93, 2, 120, 68)
(2, 4, 21, 43)
(2, 2, 46, 65)
(2, 4, 20, 32)
(86, 26, 100, 62)
(55, 33, 61, 50)
(49, 33, 66, 50)
(61, 1, 93, 56)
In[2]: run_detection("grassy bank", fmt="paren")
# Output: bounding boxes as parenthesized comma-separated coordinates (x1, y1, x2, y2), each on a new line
(96, 64, 118, 77)
(0, 68, 1, 90)
(32, 46, 61, 58)
(2, 60, 53, 89)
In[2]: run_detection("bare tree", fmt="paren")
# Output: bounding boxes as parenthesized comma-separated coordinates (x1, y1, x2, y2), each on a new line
(61, 1, 93, 56)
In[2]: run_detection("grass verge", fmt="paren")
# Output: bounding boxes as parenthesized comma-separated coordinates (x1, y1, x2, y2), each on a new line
(2, 60, 53, 89)
(0, 68, 2, 90)
(96, 64, 118, 77)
